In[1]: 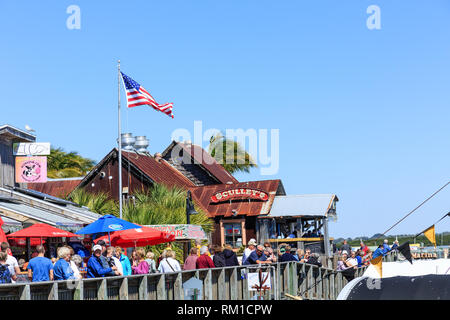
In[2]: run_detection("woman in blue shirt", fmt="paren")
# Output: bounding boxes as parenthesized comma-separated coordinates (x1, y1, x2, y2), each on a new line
(53, 247, 76, 280)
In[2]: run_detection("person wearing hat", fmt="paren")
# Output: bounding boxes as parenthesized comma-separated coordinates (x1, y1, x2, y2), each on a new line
(86, 245, 119, 278)
(242, 239, 257, 265)
(279, 245, 297, 262)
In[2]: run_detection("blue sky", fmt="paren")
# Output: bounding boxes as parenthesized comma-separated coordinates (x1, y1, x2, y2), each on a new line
(1, 1, 449, 239)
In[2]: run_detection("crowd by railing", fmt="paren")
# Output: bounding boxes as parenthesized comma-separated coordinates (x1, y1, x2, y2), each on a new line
(0, 260, 370, 300)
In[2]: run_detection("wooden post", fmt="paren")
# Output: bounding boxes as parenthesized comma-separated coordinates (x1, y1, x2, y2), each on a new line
(20, 284, 31, 300)
(217, 269, 225, 300)
(174, 273, 183, 300)
(98, 279, 107, 300)
(317, 268, 323, 300)
(139, 276, 148, 300)
(157, 274, 166, 300)
(230, 267, 238, 300)
(204, 269, 213, 300)
(307, 265, 313, 299)
(119, 277, 128, 300)
(74, 280, 83, 300)
(290, 263, 298, 296)
(323, 217, 331, 258)
(48, 282, 58, 300)
(329, 271, 335, 300)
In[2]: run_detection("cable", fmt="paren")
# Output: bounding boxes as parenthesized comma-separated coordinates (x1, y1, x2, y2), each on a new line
(376, 180, 450, 241)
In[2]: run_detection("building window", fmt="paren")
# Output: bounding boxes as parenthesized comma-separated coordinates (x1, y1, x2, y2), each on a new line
(224, 223, 242, 248)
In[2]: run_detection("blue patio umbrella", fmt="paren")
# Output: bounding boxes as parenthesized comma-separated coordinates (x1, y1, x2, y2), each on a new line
(76, 215, 142, 245)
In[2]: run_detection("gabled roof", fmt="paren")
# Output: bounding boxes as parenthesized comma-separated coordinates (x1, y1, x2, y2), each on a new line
(161, 141, 238, 185)
(77, 148, 195, 191)
(28, 177, 83, 198)
(267, 194, 339, 218)
(189, 180, 286, 218)
(0, 124, 35, 143)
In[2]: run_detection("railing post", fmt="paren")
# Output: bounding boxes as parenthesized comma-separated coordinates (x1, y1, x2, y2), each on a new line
(49, 282, 58, 300)
(283, 263, 289, 297)
(119, 277, 128, 300)
(307, 265, 313, 299)
(292, 263, 298, 296)
(174, 273, 183, 300)
(204, 269, 213, 300)
(139, 275, 148, 300)
(74, 280, 83, 300)
(157, 274, 166, 300)
(98, 278, 107, 300)
(20, 284, 30, 300)
(329, 271, 335, 300)
(230, 267, 238, 300)
(217, 268, 225, 300)
(317, 268, 323, 300)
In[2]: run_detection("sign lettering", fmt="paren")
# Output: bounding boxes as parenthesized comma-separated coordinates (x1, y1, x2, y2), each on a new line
(211, 188, 269, 203)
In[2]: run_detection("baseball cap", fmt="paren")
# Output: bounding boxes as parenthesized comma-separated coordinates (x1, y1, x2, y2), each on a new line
(92, 245, 102, 252)
(248, 239, 257, 246)
(342, 250, 348, 255)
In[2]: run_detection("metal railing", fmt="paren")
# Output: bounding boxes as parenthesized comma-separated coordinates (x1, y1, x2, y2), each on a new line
(0, 260, 370, 300)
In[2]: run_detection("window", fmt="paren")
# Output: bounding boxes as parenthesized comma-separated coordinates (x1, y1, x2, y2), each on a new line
(224, 223, 242, 248)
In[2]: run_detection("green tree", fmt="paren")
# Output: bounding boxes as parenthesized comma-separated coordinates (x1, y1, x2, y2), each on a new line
(47, 147, 95, 178)
(208, 133, 257, 174)
(68, 188, 115, 215)
(119, 184, 213, 261)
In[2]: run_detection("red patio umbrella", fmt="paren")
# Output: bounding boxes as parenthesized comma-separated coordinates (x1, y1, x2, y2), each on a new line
(94, 225, 175, 248)
(0, 217, 7, 243)
(8, 237, 47, 247)
(7, 223, 81, 245)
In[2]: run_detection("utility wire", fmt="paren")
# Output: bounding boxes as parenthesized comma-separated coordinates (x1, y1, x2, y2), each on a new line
(376, 180, 450, 241)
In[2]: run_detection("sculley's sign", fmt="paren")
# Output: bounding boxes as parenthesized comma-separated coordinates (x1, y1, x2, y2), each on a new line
(211, 188, 269, 203)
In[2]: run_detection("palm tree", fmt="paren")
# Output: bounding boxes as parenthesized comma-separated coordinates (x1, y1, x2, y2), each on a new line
(120, 184, 213, 233)
(68, 188, 115, 215)
(208, 133, 257, 174)
(47, 147, 96, 178)
(119, 184, 213, 261)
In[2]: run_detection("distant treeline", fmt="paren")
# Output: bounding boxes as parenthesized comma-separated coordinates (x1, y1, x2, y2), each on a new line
(334, 232, 450, 248)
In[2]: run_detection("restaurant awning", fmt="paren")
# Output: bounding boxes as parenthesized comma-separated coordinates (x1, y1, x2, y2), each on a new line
(261, 194, 338, 219)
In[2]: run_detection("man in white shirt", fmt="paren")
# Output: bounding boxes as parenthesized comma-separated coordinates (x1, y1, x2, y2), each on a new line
(1, 242, 20, 283)
(242, 239, 257, 265)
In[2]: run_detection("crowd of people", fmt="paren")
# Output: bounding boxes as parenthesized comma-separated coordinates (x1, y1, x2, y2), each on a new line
(335, 239, 399, 281)
(1, 237, 400, 284)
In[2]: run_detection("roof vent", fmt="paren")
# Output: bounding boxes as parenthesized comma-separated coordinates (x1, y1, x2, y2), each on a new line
(121, 133, 135, 151)
(134, 136, 149, 153)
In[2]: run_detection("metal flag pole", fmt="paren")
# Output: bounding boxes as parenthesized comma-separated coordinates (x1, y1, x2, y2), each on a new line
(118, 60, 123, 219)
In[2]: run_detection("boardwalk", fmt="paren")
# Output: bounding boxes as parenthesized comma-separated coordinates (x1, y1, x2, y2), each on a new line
(0, 260, 371, 300)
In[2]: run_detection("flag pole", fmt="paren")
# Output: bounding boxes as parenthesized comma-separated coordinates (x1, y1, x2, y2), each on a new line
(118, 60, 123, 219)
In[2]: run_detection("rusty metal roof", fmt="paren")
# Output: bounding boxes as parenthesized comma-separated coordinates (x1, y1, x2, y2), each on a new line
(27, 178, 83, 198)
(190, 180, 286, 218)
(121, 150, 195, 189)
(161, 141, 239, 185)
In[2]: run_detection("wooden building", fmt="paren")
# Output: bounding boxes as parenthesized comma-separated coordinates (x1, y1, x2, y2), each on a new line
(0, 125, 35, 188)
(63, 140, 338, 256)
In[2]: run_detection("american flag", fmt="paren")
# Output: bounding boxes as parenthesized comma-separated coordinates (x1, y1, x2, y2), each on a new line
(121, 72, 174, 118)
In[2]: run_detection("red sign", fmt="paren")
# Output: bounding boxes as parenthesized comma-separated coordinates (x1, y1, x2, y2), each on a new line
(211, 188, 269, 203)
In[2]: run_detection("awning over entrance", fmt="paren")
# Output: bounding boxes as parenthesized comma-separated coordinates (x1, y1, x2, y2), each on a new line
(263, 194, 338, 218)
